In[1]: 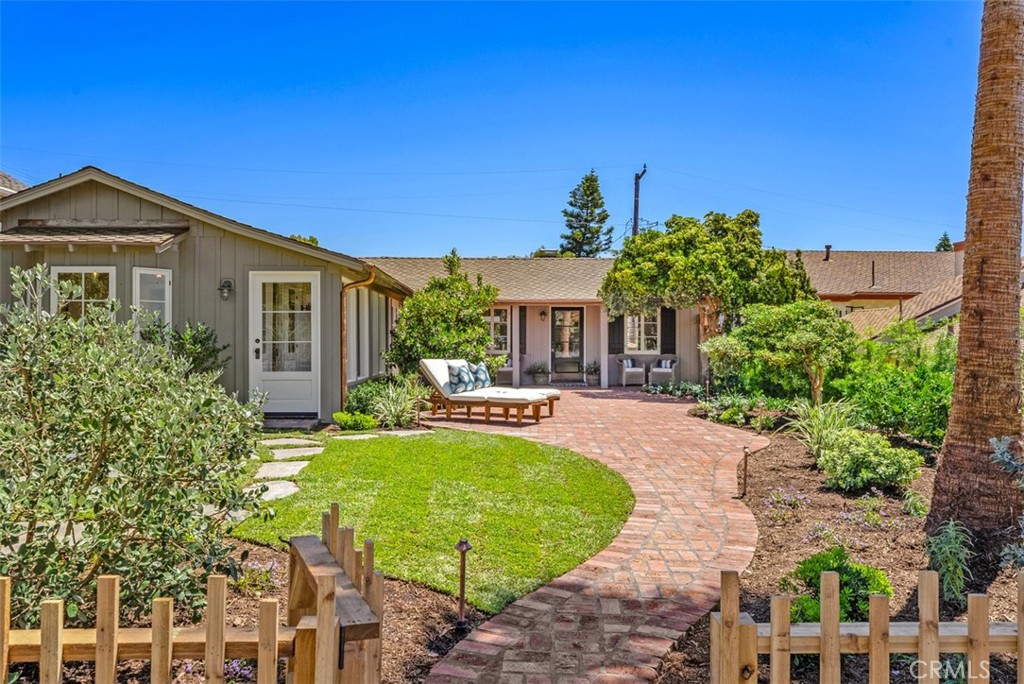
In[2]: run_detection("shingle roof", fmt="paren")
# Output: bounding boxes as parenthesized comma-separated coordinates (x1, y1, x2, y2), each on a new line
(794, 250, 957, 297)
(843, 273, 970, 336)
(0, 226, 188, 248)
(0, 171, 29, 197)
(363, 257, 614, 302)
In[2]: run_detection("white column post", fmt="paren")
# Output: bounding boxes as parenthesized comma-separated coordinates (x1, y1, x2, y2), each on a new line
(511, 304, 521, 388)
(599, 306, 609, 389)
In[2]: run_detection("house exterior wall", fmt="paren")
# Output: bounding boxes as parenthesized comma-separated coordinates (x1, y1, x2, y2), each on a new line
(606, 308, 701, 385)
(0, 179, 393, 421)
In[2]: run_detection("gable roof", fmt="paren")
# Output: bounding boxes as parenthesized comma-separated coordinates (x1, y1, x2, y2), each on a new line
(794, 250, 956, 297)
(844, 273, 975, 336)
(0, 171, 28, 197)
(0, 224, 187, 249)
(0, 166, 411, 295)
(364, 256, 613, 302)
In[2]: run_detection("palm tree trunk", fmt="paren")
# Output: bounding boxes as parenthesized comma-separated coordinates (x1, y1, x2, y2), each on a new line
(930, 0, 1024, 531)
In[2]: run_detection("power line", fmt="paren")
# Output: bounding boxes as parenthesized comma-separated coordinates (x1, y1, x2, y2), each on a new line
(1, 145, 634, 178)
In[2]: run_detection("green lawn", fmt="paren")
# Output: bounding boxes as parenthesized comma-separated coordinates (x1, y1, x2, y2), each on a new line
(233, 429, 634, 613)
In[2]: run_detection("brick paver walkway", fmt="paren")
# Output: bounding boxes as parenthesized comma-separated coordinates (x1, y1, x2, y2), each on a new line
(422, 388, 768, 683)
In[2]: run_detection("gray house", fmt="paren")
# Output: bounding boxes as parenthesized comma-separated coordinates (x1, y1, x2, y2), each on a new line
(0, 167, 409, 421)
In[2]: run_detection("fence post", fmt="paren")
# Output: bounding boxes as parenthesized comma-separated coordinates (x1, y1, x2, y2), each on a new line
(39, 599, 63, 684)
(919, 571, 940, 684)
(1, 576, 10, 684)
(258, 599, 279, 684)
(769, 595, 790, 684)
(967, 594, 989, 683)
(869, 594, 890, 684)
(819, 572, 841, 684)
(315, 574, 337, 684)
(720, 571, 740, 684)
(293, 619, 317, 684)
(738, 613, 758, 682)
(206, 575, 227, 684)
(96, 575, 120, 684)
(151, 598, 174, 684)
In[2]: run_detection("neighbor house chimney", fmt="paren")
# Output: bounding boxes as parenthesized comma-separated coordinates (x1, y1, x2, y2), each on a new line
(824, 245, 832, 261)
(953, 240, 965, 276)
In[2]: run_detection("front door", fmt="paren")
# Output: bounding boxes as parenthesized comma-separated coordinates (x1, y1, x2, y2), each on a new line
(550, 307, 584, 382)
(249, 272, 321, 415)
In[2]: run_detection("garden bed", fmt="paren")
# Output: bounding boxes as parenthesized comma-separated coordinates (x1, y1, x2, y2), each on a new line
(655, 432, 1020, 684)
(12, 541, 484, 684)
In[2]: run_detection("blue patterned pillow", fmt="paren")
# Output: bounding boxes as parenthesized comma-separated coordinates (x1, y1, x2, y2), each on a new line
(470, 362, 492, 389)
(622, 358, 635, 369)
(447, 362, 474, 394)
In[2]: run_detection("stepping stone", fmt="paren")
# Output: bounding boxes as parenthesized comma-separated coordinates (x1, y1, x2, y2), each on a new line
(333, 433, 379, 441)
(260, 437, 321, 447)
(380, 429, 430, 438)
(271, 446, 324, 460)
(252, 480, 300, 501)
(256, 461, 309, 479)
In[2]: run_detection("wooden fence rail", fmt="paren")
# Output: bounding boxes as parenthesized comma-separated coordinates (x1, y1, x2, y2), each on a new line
(0, 503, 383, 684)
(711, 568, 1024, 684)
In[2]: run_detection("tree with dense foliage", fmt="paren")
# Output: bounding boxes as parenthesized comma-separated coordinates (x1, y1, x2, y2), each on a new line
(0, 265, 264, 628)
(599, 209, 816, 341)
(930, 0, 1024, 532)
(384, 249, 499, 374)
(935, 231, 954, 251)
(702, 299, 856, 404)
(559, 171, 611, 257)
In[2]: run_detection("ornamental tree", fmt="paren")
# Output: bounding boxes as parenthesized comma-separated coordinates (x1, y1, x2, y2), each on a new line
(0, 265, 264, 628)
(599, 209, 816, 341)
(384, 249, 499, 374)
(701, 299, 856, 404)
(559, 171, 612, 257)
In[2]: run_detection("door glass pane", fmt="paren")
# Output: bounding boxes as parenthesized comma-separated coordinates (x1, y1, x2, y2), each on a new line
(261, 281, 313, 372)
(263, 342, 312, 372)
(263, 282, 311, 312)
(263, 312, 312, 342)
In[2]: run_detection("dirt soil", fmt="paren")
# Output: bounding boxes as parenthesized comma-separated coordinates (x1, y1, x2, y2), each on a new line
(12, 542, 485, 684)
(655, 432, 1020, 684)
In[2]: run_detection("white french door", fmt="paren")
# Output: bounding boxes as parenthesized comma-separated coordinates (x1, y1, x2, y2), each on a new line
(248, 272, 321, 414)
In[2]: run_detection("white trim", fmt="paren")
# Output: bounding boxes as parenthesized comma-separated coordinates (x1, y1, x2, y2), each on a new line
(248, 271, 321, 415)
(50, 265, 117, 315)
(132, 267, 172, 325)
(510, 304, 521, 388)
(599, 306, 609, 388)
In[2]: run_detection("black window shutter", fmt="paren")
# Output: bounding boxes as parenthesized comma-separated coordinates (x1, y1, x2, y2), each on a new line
(608, 316, 624, 354)
(660, 308, 677, 354)
(519, 306, 527, 354)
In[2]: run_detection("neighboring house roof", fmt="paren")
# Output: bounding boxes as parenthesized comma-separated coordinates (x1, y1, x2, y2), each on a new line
(844, 272, 979, 337)
(0, 166, 411, 295)
(364, 256, 614, 302)
(0, 171, 29, 197)
(0, 224, 188, 249)
(794, 250, 957, 297)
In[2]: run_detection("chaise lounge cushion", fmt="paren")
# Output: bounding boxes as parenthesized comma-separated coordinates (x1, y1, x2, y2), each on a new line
(456, 387, 548, 405)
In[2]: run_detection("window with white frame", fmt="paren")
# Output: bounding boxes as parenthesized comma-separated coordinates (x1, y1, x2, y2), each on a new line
(50, 266, 117, 318)
(485, 307, 509, 352)
(132, 267, 172, 324)
(625, 313, 659, 352)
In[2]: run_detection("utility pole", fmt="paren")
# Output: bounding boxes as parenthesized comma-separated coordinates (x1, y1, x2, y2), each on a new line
(632, 163, 647, 236)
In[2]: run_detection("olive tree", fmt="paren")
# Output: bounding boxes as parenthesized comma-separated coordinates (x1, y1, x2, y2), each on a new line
(0, 265, 265, 627)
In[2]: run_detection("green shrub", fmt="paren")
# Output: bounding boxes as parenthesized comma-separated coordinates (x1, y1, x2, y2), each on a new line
(142, 320, 230, 375)
(927, 520, 974, 607)
(0, 266, 263, 628)
(816, 430, 923, 492)
(717, 406, 745, 426)
(782, 547, 893, 622)
(372, 380, 428, 429)
(902, 490, 929, 518)
(345, 379, 390, 415)
(643, 381, 705, 400)
(787, 400, 859, 460)
(483, 354, 508, 381)
(332, 411, 377, 431)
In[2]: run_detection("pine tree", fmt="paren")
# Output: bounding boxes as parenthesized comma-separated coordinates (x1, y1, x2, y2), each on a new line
(559, 171, 611, 257)
(935, 231, 953, 252)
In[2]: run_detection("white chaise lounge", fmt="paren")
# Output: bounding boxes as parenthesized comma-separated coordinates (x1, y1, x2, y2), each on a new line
(420, 359, 561, 424)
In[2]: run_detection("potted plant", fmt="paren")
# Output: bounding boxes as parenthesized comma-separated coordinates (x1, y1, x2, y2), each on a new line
(584, 361, 601, 386)
(526, 361, 550, 385)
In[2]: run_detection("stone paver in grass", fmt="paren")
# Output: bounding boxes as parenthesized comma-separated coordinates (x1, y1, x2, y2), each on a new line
(380, 429, 431, 437)
(421, 388, 768, 684)
(251, 480, 300, 501)
(332, 433, 379, 441)
(260, 437, 321, 447)
(255, 461, 309, 480)
(270, 446, 324, 460)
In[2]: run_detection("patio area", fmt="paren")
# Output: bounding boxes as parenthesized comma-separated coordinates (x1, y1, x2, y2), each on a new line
(421, 388, 769, 683)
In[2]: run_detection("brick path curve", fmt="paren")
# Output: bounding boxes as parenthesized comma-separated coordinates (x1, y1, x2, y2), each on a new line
(422, 388, 769, 683)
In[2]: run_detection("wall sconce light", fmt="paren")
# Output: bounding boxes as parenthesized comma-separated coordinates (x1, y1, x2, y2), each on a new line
(539, 309, 547, 322)
(218, 278, 234, 301)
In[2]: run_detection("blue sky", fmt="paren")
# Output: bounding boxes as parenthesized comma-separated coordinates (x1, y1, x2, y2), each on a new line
(1, 2, 982, 257)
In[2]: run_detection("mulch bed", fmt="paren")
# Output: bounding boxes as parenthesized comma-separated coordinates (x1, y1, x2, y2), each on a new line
(655, 431, 1021, 683)
(12, 542, 485, 684)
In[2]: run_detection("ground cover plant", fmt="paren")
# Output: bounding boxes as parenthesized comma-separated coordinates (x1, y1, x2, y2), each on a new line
(0, 265, 264, 628)
(233, 429, 634, 613)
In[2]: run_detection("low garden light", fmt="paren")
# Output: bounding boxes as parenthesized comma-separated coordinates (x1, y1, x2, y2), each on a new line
(455, 537, 472, 627)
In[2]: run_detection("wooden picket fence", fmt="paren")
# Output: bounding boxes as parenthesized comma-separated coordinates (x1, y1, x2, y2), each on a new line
(711, 568, 1024, 683)
(0, 504, 384, 684)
